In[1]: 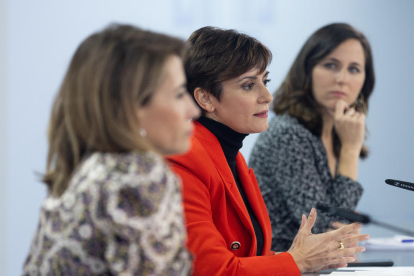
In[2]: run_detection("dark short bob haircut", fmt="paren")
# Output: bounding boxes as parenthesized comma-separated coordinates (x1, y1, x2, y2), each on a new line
(273, 23, 375, 159)
(185, 26, 272, 111)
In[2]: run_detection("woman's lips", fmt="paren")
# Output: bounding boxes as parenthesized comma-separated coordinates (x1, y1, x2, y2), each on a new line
(253, 110, 268, 118)
(331, 91, 347, 97)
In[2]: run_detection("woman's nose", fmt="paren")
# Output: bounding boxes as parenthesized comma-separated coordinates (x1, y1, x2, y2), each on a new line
(259, 86, 273, 104)
(336, 69, 349, 84)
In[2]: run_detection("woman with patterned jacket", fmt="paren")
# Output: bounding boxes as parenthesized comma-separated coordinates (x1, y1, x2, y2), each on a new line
(23, 24, 200, 275)
(249, 23, 375, 252)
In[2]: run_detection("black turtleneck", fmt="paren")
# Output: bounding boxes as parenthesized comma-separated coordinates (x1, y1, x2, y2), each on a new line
(198, 116, 264, 256)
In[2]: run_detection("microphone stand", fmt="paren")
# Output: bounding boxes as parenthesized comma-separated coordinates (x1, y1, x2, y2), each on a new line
(369, 219, 414, 237)
(316, 203, 414, 237)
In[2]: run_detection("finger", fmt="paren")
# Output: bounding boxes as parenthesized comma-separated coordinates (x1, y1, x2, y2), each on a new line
(348, 243, 359, 248)
(335, 100, 348, 119)
(346, 107, 356, 116)
(352, 111, 362, 121)
(303, 208, 317, 233)
(332, 234, 353, 246)
(327, 256, 356, 265)
(330, 246, 366, 258)
(331, 223, 363, 239)
(328, 234, 368, 252)
(331, 221, 346, 229)
(298, 214, 307, 231)
(342, 234, 370, 247)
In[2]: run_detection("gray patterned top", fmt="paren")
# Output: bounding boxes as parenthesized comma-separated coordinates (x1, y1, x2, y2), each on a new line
(23, 151, 191, 276)
(249, 114, 363, 251)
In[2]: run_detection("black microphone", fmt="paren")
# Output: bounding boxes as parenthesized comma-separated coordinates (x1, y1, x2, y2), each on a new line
(385, 179, 414, 192)
(316, 203, 414, 236)
(316, 204, 370, 223)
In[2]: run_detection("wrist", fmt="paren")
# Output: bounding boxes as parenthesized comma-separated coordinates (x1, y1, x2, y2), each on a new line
(340, 145, 361, 158)
(288, 248, 307, 273)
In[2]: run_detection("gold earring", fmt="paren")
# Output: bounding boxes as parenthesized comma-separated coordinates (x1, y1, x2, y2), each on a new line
(356, 94, 367, 114)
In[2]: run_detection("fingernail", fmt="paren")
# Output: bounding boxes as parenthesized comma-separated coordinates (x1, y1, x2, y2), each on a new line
(357, 223, 363, 228)
(350, 258, 355, 262)
(310, 208, 315, 215)
(365, 235, 370, 240)
(359, 247, 366, 252)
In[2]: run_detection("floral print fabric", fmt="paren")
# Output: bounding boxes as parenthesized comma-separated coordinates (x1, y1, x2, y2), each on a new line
(23, 151, 191, 276)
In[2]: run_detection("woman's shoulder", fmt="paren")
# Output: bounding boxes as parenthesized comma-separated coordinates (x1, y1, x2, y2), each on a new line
(267, 114, 313, 138)
(62, 151, 173, 201)
(79, 151, 167, 181)
(259, 115, 315, 142)
(168, 136, 217, 183)
(44, 151, 172, 210)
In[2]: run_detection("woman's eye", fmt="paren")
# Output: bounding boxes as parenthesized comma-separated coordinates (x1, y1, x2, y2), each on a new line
(349, 67, 360, 73)
(176, 92, 186, 99)
(243, 83, 255, 90)
(324, 63, 336, 69)
(263, 79, 271, 86)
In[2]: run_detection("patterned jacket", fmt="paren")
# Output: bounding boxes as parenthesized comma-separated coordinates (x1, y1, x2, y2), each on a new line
(249, 114, 363, 251)
(23, 151, 191, 275)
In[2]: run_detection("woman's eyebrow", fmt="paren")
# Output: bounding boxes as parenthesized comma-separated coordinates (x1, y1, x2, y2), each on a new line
(236, 76, 257, 83)
(325, 57, 340, 63)
(236, 71, 270, 83)
(350, 62, 363, 67)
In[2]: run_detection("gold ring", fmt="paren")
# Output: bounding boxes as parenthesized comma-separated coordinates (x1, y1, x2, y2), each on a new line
(338, 240, 344, 250)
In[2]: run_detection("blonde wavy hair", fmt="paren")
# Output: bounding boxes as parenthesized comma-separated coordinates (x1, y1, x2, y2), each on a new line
(44, 24, 185, 197)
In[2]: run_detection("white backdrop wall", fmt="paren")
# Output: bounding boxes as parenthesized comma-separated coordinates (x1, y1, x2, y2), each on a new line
(2, 1, 414, 275)
(0, 0, 7, 273)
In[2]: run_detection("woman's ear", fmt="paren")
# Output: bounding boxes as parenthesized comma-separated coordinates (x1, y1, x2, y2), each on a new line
(194, 88, 215, 112)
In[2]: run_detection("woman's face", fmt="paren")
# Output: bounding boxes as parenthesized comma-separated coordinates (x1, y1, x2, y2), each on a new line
(311, 39, 366, 115)
(138, 55, 200, 155)
(207, 67, 273, 134)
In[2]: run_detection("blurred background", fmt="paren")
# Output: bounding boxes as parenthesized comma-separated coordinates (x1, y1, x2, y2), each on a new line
(1, 0, 414, 275)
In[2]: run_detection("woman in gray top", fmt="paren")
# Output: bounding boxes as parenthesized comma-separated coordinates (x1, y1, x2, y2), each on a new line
(249, 23, 375, 251)
(23, 24, 200, 275)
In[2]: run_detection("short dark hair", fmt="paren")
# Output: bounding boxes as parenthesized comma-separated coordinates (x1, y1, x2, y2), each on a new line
(273, 23, 375, 159)
(184, 26, 272, 106)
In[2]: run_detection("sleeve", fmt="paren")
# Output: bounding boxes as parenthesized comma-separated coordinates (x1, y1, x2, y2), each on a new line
(98, 160, 192, 275)
(171, 164, 301, 276)
(249, 124, 363, 240)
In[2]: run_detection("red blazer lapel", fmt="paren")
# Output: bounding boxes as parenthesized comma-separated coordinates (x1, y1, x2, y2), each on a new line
(236, 153, 272, 255)
(193, 122, 256, 250)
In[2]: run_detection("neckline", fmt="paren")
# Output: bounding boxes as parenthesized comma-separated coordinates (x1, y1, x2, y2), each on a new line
(197, 116, 248, 163)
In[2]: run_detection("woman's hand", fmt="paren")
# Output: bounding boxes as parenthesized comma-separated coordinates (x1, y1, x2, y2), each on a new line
(288, 208, 370, 273)
(329, 221, 361, 236)
(328, 221, 361, 248)
(334, 100, 366, 153)
(334, 100, 366, 180)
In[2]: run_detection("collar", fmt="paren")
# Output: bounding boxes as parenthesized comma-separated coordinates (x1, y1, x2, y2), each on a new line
(197, 116, 248, 163)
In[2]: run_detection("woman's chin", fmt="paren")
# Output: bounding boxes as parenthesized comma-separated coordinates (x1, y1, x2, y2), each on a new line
(249, 124, 269, 134)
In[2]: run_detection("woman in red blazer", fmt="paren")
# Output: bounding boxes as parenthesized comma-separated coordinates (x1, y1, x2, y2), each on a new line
(168, 27, 370, 276)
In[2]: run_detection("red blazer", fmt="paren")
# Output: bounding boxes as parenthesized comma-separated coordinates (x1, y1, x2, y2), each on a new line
(168, 121, 300, 276)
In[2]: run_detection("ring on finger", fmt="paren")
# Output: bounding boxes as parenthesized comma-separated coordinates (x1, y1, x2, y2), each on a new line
(337, 240, 344, 250)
